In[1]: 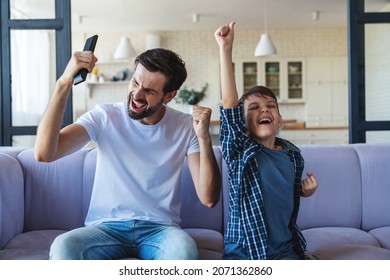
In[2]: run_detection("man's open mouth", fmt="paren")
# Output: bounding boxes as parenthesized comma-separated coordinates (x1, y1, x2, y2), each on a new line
(131, 99, 147, 112)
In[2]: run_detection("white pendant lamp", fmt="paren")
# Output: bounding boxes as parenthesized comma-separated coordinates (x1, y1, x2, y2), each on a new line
(254, 0, 277, 57)
(255, 34, 277, 57)
(146, 34, 161, 50)
(114, 36, 137, 60)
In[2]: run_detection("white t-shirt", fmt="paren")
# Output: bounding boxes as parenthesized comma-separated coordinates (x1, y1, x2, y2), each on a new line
(76, 102, 199, 226)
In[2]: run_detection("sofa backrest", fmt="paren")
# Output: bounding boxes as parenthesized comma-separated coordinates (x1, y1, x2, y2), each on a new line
(0, 151, 25, 248)
(5, 143, 388, 245)
(297, 145, 363, 230)
(16, 147, 225, 233)
(179, 146, 225, 233)
(18, 148, 91, 231)
(353, 144, 390, 231)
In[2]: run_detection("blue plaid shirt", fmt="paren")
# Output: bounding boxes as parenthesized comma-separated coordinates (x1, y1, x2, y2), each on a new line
(220, 104, 307, 260)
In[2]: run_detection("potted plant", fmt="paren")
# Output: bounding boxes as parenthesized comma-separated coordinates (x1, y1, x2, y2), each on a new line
(176, 83, 208, 105)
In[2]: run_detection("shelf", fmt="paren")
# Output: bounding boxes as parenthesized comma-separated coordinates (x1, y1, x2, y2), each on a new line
(86, 80, 129, 98)
(244, 73, 257, 76)
(288, 73, 302, 75)
(87, 81, 129, 86)
(96, 60, 131, 65)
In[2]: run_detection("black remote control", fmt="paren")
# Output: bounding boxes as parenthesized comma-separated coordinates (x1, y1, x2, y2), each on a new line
(73, 35, 98, 85)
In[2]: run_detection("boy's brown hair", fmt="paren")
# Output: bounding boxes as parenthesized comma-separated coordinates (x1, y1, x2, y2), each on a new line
(239, 85, 279, 109)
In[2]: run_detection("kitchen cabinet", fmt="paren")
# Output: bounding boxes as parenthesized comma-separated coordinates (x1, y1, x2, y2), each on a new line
(305, 56, 348, 127)
(278, 128, 349, 144)
(235, 58, 305, 103)
(242, 62, 258, 92)
(207, 120, 348, 145)
(263, 61, 280, 97)
(286, 61, 304, 100)
(233, 61, 258, 93)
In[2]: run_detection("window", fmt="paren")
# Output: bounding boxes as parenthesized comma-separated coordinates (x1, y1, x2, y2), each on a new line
(348, 0, 390, 143)
(0, 0, 71, 147)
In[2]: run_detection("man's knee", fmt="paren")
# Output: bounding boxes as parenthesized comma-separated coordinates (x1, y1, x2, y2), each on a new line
(50, 231, 85, 260)
(176, 235, 198, 260)
(159, 228, 199, 260)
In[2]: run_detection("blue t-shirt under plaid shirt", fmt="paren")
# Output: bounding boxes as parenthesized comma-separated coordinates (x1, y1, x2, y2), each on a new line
(219, 104, 307, 260)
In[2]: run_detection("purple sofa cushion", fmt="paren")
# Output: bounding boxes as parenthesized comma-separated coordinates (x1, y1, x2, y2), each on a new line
(0, 153, 24, 248)
(184, 228, 223, 260)
(18, 149, 90, 231)
(311, 245, 390, 260)
(353, 144, 390, 231)
(297, 145, 362, 229)
(0, 230, 65, 260)
(0, 248, 50, 260)
(180, 146, 224, 232)
(303, 227, 381, 254)
(369, 227, 390, 250)
(184, 228, 223, 252)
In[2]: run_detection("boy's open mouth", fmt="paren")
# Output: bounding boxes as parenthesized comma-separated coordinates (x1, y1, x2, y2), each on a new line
(258, 117, 272, 124)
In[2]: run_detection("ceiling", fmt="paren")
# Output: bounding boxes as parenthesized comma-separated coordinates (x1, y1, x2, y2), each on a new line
(9, 0, 390, 32)
(70, 0, 390, 32)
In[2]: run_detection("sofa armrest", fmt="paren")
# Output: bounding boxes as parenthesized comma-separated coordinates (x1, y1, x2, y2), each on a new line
(0, 153, 25, 249)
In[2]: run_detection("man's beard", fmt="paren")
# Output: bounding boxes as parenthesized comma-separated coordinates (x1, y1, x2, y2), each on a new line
(127, 95, 164, 120)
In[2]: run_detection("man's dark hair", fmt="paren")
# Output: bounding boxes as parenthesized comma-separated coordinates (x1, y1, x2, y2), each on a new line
(239, 85, 279, 109)
(134, 48, 187, 94)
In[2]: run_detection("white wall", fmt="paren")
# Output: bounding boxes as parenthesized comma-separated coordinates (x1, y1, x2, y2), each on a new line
(72, 28, 347, 121)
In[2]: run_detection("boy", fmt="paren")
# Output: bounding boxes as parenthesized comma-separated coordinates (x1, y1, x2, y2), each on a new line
(214, 22, 318, 260)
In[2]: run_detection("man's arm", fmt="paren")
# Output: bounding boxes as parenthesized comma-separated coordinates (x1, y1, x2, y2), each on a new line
(187, 106, 221, 208)
(35, 51, 97, 162)
(214, 21, 239, 109)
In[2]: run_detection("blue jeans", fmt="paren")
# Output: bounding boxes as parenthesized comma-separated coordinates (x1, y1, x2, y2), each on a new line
(49, 220, 198, 260)
(223, 243, 250, 260)
(223, 243, 302, 260)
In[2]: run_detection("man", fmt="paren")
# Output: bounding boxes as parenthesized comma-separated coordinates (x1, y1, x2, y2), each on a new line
(35, 47, 221, 260)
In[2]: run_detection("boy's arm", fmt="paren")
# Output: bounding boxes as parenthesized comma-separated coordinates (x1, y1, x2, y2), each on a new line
(214, 22, 239, 109)
(35, 51, 97, 162)
(301, 172, 319, 197)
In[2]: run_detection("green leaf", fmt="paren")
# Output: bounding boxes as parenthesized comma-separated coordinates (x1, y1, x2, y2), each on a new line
(176, 83, 208, 105)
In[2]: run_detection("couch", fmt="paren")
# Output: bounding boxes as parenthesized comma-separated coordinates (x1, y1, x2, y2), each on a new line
(1, 144, 390, 260)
